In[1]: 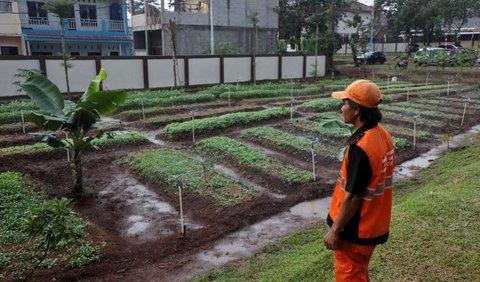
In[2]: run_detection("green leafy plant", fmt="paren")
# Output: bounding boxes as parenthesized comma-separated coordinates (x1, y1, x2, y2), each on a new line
(161, 107, 291, 140)
(66, 241, 105, 268)
(124, 148, 254, 206)
(23, 198, 85, 280)
(193, 136, 314, 184)
(19, 68, 127, 194)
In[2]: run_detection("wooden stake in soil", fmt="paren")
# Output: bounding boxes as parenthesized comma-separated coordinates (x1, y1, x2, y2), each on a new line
(191, 111, 195, 143)
(407, 88, 410, 101)
(447, 81, 450, 96)
(387, 75, 390, 88)
(310, 141, 316, 181)
(141, 99, 145, 120)
(290, 81, 294, 120)
(425, 73, 429, 86)
(460, 98, 469, 127)
(372, 72, 375, 81)
(20, 109, 25, 133)
(413, 114, 419, 150)
(175, 176, 186, 238)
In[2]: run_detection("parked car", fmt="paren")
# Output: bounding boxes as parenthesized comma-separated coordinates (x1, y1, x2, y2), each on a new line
(356, 51, 386, 64)
(438, 44, 459, 50)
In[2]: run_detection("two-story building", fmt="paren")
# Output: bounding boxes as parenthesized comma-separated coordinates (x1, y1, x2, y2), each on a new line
(16, 0, 132, 56)
(0, 0, 26, 55)
(132, 0, 279, 56)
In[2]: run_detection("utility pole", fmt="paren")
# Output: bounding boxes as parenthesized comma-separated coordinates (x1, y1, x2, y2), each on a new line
(144, 0, 148, 55)
(315, 23, 318, 78)
(210, 0, 214, 54)
(161, 0, 165, 55)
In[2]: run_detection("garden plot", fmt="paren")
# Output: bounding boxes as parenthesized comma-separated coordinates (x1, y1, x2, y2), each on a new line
(274, 118, 351, 146)
(1, 77, 479, 281)
(0, 131, 149, 157)
(124, 148, 257, 206)
(382, 110, 447, 132)
(381, 105, 461, 121)
(191, 136, 318, 194)
(114, 101, 232, 121)
(160, 107, 292, 141)
(133, 105, 265, 129)
(239, 127, 339, 163)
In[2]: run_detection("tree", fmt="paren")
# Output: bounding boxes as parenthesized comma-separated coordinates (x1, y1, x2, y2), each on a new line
(345, 14, 370, 67)
(166, 18, 179, 87)
(278, 0, 348, 72)
(43, 0, 76, 95)
(19, 69, 127, 194)
(247, 10, 259, 85)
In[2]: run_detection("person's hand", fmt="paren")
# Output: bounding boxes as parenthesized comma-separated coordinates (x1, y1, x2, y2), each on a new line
(323, 228, 340, 250)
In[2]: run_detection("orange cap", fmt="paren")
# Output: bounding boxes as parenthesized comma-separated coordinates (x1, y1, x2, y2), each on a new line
(331, 80, 382, 108)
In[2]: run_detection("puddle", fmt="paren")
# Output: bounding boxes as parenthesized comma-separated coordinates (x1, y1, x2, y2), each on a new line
(212, 164, 286, 199)
(143, 128, 168, 146)
(162, 197, 332, 281)
(395, 124, 480, 180)
(98, 172, 203, 243)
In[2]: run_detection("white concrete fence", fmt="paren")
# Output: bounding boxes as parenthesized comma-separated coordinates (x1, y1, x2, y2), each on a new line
(337, 42, 409, 54)
(0, 54, 326, 97)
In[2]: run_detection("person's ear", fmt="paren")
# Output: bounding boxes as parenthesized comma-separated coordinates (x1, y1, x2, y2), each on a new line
(354, 107, 360, 117)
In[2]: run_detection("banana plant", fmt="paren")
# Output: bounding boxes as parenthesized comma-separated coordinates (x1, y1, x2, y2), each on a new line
(20, 68, 127, 194)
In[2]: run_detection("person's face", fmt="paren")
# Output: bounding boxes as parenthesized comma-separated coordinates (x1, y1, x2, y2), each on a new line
(341, 100, 359, 124)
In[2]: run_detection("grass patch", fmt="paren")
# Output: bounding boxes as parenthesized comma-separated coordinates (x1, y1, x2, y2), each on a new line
(123, 148, 255, 206)
(190, 133, 480, 281)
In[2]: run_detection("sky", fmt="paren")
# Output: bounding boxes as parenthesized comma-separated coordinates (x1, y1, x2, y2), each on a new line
(358, 0, 374, 5)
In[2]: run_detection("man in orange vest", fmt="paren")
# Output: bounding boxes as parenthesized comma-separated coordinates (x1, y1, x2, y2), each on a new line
(324, 80, 395, 281)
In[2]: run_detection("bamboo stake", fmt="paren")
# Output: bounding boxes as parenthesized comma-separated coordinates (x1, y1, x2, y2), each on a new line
(191, 111, 195, 143)
(461, 100, 468, 127)
(141, 99, 145, 120)
(21, 109, 25, 133)
(176, 176, 186, 238)
(310, 141, 316, 181)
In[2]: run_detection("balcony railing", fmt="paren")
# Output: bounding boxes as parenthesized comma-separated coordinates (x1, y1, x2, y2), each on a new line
(22, 18, 125, 33)
(29, 17, 49, 25)
(0, 1, 12, 12)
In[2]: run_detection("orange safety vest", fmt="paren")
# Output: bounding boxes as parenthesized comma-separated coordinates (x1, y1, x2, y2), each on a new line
(328, 124, 395, 245)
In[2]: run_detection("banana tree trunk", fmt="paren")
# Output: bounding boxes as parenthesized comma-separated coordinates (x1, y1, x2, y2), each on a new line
(72, 148, 83, 194)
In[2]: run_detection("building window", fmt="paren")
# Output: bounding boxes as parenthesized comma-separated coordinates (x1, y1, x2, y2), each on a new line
(1, 46, 19, 55)
(110, 51, 119, 56)
(79, 5, 97, 27)
(70, 52, 80, 56)
(0, 1, 13, 12)
(88, 52, 101, 56)
(27, 1, 49, 25)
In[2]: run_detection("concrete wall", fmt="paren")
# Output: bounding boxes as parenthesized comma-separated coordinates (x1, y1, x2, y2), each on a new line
(0, 59, 40, 97)
(0, 54, 325, 97)
(337, 42, 408, 54)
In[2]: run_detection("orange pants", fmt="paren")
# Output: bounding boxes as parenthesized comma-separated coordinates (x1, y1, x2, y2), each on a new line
(333, 240, 376, 282)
